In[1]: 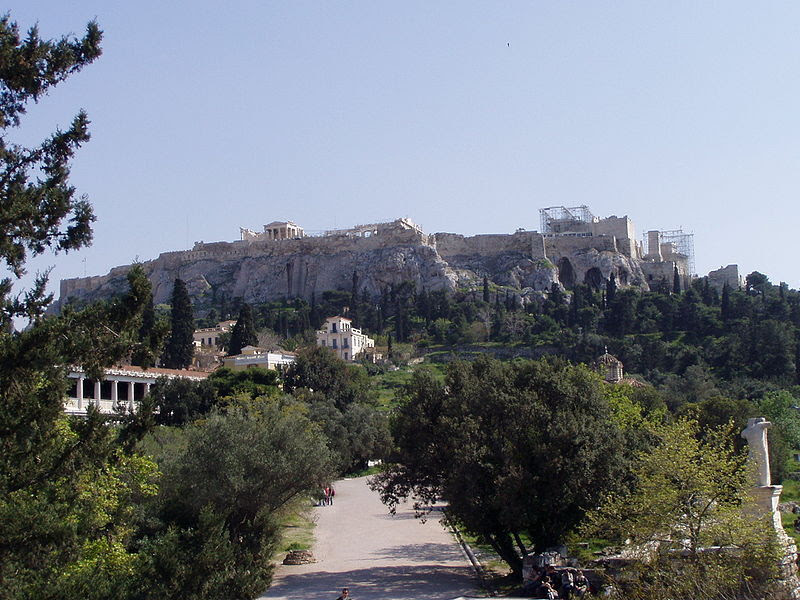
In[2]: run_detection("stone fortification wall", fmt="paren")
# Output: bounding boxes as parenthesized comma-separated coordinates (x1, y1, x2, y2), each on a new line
(434, 231, 544, 260)
(55, 218, 668, 315)
(707, 264, 742, 291)
(545, 235, 618, 257)
(591, 216, 635, 242)
(432, 231, 555, 292)
(57, 229, 453, 310)
(639, 260, 690, 290)
(60, 271, 126, 303)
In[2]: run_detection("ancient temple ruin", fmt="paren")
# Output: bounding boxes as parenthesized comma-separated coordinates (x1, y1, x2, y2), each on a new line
(55, 207, 737, 312)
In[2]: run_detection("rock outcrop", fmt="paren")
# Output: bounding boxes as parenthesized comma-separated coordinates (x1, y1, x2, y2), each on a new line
(55, 220, 652, 314)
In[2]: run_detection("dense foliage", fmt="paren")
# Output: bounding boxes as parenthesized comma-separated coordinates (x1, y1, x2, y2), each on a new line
(199, 272, 800, 388)
(283, 346, 391, 472)
(199, 272, 800, 476)
(371, 356, 638, 575)
(0, 16, 335, 600)
(582, 419, 780, 600)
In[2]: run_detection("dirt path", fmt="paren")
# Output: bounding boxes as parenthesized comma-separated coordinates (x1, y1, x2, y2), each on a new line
(259, 476, 479, 600)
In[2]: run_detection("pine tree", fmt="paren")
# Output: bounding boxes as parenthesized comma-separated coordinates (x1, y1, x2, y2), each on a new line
(0, 18, 102, 291)
(162, 279, 195, 369)
(0, 20, 161, 593)
(228, 303, 258, 356)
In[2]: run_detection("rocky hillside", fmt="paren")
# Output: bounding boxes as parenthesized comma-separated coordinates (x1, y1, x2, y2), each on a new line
(56, 227, 648, 314)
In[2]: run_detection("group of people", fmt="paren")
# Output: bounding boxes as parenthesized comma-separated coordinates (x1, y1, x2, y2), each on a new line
(522, 565, 590, 599)
(319, 486, 336, 506)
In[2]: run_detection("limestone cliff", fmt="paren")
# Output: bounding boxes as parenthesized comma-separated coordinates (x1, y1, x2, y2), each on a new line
(56, 222, 652, 313)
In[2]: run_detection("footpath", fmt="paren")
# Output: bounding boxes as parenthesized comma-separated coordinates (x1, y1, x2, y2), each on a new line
(259, 476, 481, 600)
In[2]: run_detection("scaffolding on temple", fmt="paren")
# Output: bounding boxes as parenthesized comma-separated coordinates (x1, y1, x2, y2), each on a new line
(539, 205, 596, 235)
(657, 230, 696, 276)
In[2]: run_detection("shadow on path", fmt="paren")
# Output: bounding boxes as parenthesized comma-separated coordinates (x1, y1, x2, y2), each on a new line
(264, 564, 475, 600)
(372, 542, 460, 563)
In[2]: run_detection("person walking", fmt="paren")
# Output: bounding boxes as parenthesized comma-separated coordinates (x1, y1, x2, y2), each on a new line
(329, 486, 336, 505)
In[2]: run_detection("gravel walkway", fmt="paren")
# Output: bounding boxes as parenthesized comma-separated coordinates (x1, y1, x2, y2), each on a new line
(259, 476, 479, 600)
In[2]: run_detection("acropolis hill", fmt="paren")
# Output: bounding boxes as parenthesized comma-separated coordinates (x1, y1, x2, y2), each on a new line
(55, 207, 741, 313)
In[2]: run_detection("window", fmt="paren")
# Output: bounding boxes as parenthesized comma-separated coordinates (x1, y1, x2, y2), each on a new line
(343, 339, 349, 348)
(344, 352, 348, 360)
(332, 339, 337, 348)
(331, 323, 337, 333)
(321, 340, 326, 346)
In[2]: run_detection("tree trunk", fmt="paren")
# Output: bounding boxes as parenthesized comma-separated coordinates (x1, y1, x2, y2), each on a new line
(489, 531, 523, 578)
(513, 531, 527, 556)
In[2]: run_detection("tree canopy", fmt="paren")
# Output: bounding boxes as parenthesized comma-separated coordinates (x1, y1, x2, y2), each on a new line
(0, 17, 101, 297)
(371, 356, 632, 574)
(0, 15, 336, 599)
(582, 419, 779, 600)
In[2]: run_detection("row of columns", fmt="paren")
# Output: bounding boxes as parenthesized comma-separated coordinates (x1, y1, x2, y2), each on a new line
(71, 376, 152, 412)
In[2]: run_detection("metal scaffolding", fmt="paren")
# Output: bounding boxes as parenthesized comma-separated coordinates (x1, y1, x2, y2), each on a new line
(657, 229, 696, 276)
(539, 205, 595, 235)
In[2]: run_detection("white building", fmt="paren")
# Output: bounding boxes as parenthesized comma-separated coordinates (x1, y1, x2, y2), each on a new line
(193, 319, 236, 348)
(222, 345, 297, 371)
(64, 365, 209, 417)
(316, 316, 375, 362)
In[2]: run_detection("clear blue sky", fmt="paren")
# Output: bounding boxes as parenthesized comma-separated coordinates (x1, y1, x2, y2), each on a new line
(8, 1, 800, 298)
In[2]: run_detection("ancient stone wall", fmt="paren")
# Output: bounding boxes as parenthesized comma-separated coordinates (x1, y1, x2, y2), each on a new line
(591, 215, 635, 241)
(707, 264, 742, 291)
(55, 217, 677, 314)
(434, 231, 539, 260)
(639, 260, 691, 291)
(545, 235, 618, 257)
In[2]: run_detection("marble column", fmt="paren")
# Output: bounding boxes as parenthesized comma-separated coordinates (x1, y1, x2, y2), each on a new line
(77, 376, 84, 410)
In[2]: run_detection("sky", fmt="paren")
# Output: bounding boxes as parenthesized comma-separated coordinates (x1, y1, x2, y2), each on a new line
(7, 1, 800, 302)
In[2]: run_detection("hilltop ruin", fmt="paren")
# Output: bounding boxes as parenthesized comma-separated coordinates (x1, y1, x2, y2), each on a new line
(55, 207, 741, 313)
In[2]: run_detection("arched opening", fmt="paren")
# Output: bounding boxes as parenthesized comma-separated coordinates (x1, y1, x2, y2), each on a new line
(557, 257, 576, 288)
(584, 267, 604, 290)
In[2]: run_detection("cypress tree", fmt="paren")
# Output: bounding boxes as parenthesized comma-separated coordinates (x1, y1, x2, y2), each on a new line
(130, 287, 164, 368)
(228, 303, 258, 356)
(701, 277, 713, 305)
(673, 266, 681, 294)
(721, 282, 731, 322)
(162, 278, 195, 369)
(606, 273, 617, 303)
(351, 270, 359, 299)
(483, 276, 490, 303)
